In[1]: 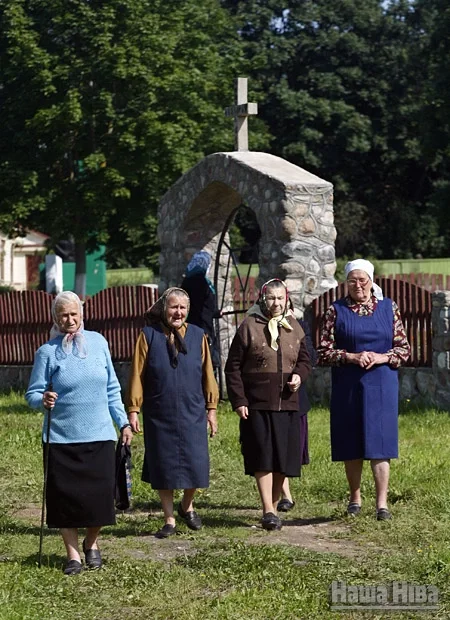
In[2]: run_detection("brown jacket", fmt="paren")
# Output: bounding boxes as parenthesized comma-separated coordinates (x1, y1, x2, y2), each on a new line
(225, 314, 312, 411)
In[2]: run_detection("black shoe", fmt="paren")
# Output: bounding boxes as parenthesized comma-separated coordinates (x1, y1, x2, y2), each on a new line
(63, 559, 83, 575)
(347, 502, 361, 516)
(177, 502, 202, 530)
(155, 524, 177, 539)
(277, 499, 295, 512)
(82, 539, 102, 569)
(376, 508, 392, 521)
(261, 512, 282, 531)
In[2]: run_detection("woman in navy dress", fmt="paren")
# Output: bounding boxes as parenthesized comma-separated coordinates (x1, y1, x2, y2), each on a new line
(317, 259, 410, 520)
(126, 288, 219, 538)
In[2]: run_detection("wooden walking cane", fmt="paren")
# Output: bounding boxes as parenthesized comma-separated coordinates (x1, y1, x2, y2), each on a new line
(38, 382, 53, 568)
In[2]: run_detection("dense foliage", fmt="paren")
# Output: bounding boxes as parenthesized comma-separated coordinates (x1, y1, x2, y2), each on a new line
(222, 0, 449, 259)
(0, 0, 449, 288)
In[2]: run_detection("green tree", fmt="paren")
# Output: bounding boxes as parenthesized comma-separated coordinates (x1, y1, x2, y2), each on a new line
(221, 0, 449, 259)
(0, 0, 250, 294)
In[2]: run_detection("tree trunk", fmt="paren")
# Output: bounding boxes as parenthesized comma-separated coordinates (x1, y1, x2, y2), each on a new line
(74, 242, 87, 299)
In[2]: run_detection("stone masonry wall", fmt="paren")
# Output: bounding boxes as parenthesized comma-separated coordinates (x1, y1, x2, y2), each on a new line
(158, 151, 337, 314)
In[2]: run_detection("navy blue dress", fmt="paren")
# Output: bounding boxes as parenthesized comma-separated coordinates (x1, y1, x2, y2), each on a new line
(141, 324, 209, 489)
(330, 298, 399, 461)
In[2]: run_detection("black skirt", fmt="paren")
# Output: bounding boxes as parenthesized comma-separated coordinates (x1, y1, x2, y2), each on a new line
(44, 440, 116, 528)
(240, 410, 302, 477)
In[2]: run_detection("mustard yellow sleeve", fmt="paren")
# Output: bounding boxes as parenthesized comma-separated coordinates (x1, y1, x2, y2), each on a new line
(201, 334, 219, 408)
(125, 331, 148, 413)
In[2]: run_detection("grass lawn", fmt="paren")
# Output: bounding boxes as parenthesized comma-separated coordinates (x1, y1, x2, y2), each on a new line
(0, 392, 449, 619)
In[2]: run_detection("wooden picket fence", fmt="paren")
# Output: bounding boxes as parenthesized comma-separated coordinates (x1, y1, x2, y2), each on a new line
(385, 272, 450, 292)
(0, 286, 158, 365)
(0, 278, 434, 367)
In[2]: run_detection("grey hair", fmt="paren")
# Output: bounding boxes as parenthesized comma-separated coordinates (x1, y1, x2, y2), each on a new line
(51, 291, 83, 323)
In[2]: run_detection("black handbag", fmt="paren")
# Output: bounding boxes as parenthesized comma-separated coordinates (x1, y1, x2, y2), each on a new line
(115, 441, 132, 511)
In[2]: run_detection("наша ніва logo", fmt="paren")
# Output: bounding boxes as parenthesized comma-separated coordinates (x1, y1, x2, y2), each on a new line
(330, 580, 439, 611)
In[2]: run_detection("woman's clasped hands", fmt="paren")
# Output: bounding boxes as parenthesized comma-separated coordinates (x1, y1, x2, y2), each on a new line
(348, 351, 390, 369)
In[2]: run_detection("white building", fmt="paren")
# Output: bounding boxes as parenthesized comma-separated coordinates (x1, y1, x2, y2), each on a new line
(0, 230, 48, 290)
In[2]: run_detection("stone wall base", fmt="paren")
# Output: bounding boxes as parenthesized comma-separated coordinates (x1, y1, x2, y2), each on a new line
(3, 364, 449, 411)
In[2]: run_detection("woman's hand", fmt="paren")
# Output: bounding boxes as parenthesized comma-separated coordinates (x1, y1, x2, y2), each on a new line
(43, 391, 58, 409)
(128, 411, 141, 433)
(121, 426, 133, 446)
(207, 409, 218, 438)
(347, 351, 389, 369)
(365, 352, 390, 369)
(287, 373, 301, 392)
(347, 351, 371, 367)
(235, 406, 249, 419)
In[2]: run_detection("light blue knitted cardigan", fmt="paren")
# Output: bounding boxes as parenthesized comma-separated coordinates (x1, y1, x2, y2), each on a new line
(26, 330, 128, 443)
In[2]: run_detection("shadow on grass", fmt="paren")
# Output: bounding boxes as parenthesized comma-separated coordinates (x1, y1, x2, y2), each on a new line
(0, 520, 60, 537)
(130, 499, 262, 512)
(283, 516, 337, 527)
(20, 552, 66, 570)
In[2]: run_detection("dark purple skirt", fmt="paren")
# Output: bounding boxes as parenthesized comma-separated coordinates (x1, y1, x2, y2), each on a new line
(300, 413, 310, 465)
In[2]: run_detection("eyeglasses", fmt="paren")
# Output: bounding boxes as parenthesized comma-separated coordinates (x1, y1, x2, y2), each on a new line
(347, 278, 370, 287)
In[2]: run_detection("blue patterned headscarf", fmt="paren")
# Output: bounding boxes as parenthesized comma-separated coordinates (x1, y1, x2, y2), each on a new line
(185, 251, 211, 277)
(185, 251, 215, 294)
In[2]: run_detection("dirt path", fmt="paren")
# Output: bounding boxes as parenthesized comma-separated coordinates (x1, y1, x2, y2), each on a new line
(13, 504, 368, 562)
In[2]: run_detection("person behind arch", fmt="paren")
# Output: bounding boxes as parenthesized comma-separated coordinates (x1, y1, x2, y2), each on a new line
(180, 251, 220, 370)
(317, 259, 410, 520)
(277, 317, 317, 512)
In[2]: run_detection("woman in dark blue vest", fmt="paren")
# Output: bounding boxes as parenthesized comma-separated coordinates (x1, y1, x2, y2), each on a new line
(126, 288, 219, 538)
(318, 260, 410, 520)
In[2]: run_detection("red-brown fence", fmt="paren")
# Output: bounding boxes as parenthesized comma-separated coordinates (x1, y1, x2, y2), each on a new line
(385, 272, 450, 292)
(0, 286, 158, 365)
(84, 286, 158, 361)
(0, 290, 54, 365)
(309, 277, 432, 367)
(0, 278, 434, 367)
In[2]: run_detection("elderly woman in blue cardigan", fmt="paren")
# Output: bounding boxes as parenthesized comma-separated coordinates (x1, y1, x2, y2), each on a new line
(26, 291, 133, 575)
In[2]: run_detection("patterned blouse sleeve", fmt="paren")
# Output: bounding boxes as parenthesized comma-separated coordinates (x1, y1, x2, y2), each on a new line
(386, 301, 411, 368)
(317, 305, 348, 366)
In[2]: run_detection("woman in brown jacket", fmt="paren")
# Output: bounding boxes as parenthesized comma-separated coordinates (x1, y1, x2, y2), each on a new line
(225, 279, 311, 531)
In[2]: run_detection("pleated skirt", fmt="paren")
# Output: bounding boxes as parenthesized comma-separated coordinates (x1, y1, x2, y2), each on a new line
(44, 440, 116, 528)
(240, 409, 302, 477)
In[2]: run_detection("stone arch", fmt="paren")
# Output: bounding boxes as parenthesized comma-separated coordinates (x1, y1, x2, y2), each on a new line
(158, 151, 337, 314)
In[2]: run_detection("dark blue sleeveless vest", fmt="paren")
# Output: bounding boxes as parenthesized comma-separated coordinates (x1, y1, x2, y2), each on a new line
(141, 324, 209, 489)
(330, 298, 399, 461)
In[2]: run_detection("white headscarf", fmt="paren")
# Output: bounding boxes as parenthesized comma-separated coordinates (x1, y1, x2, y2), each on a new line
(49, 291, 88, 358)
(344, 259, 383, 300)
